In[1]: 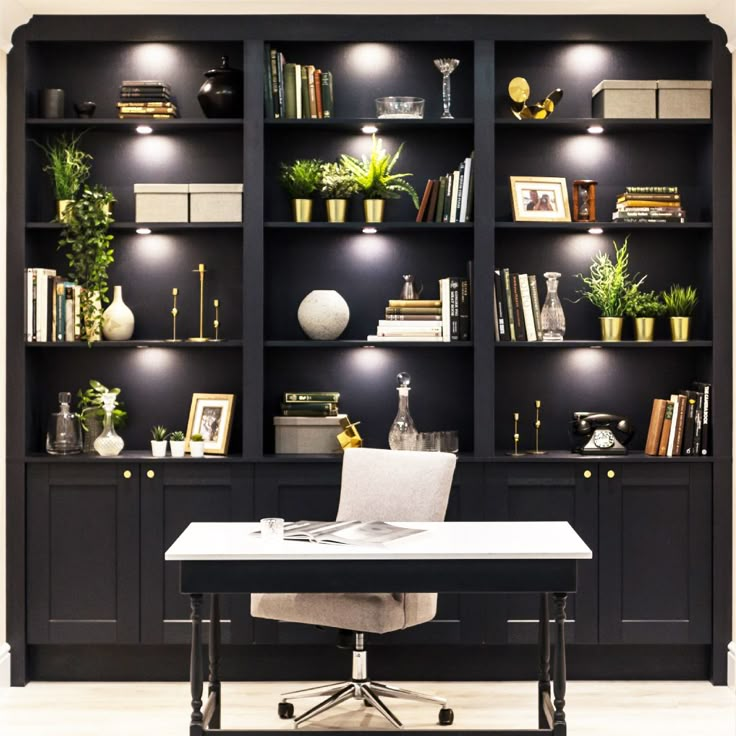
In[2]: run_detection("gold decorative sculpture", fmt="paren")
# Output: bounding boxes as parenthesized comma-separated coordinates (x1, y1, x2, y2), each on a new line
(187, 263, 208, 342)
(527, 399, 547, 455)
(508, 77, 563, 120)
(166, 287, 181, 342)
(507, 411, 524, 456)
(211, 299, 221, 342)
(337, 416, 363, 450)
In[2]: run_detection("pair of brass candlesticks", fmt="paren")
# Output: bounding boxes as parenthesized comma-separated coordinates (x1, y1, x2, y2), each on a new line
(166, 263, 222, 342)
(508, 400, 546, 456)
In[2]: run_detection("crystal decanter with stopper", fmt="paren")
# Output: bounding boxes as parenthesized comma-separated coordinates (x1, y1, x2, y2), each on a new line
(541, 271, 566, 341)
(46, 391, 82, 455)
(93, 391, 124, 457)
(388, 372, 419, 450)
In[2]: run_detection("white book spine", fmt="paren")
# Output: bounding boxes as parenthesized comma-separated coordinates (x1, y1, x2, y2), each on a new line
(449, 171, 460, 223)
(459, 156, 472, 222)
(666, 393, 680, 457)
(37, 270, 47, 342)
(518, 274, 537, 341)
(25, 269, 33, 341)
(295, 64, 302, 119)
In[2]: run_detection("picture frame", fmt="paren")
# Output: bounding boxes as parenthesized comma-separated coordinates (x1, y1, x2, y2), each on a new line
(510, 176, 571, 222)
(185, 393, 235, 455)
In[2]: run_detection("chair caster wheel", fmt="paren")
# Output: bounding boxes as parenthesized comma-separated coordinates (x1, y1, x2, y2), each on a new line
(438, 707, 454, 726)
(278, 702, 295, 719)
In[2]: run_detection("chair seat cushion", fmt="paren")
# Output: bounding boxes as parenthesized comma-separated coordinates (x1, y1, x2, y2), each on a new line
(251, 592, 437, 635)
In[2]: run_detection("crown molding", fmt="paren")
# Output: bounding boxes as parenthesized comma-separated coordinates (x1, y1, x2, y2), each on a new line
(1, 0, 31, 53)
(707, 0, 735, 50)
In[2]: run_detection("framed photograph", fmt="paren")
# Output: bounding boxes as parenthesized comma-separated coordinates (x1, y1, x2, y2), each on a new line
(185, 393, 235, 455)
(510, 176, 571, 222)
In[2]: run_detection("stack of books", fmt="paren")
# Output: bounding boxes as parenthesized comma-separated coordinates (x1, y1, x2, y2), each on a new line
(265, 45, 334, 119)
(612, 186, 685, 223)
(24, 268, 83, 343)
(281, 391, 340, 418)
(493, 268, 543, 342)
(644, 382, 711, 457)
(415, 153, 474, 224)
(117, 80, 178, 119)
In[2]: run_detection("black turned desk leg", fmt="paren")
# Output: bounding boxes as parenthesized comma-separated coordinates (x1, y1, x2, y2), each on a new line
(538, 593, 551, 729)
(209, 594, 222, 729)
(190, 594, 204, 736)
(552, 593, 567, 736)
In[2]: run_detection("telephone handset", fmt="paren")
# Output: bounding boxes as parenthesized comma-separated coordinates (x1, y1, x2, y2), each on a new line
(570, 412, 634, 455)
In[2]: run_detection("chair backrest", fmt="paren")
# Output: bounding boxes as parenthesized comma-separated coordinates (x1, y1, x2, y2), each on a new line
(336, 447, 456, 522)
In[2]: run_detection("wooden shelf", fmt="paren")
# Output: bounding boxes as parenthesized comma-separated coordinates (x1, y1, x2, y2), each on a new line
(495, 340, 713, 348)
(495, 221, 712, 231)
(26, 118, 243, 131)
(265, 340, 472, 348)
(26, 340, 243, 348)
(27, 221, 243, 231)
(495, 117, 712, 131)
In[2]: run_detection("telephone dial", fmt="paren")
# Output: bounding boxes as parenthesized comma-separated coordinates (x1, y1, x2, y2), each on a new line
(570, 412, 634, 455)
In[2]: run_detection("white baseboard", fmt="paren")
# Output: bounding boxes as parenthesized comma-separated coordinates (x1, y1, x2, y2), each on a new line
(0, 642, 10, 687)
(728, 642, 736, 692)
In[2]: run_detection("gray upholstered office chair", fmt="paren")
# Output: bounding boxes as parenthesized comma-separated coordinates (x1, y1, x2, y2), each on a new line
(251, 446, 457, 729)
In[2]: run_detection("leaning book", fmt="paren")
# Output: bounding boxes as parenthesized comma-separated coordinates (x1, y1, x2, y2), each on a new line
(256, 520, 425, 546)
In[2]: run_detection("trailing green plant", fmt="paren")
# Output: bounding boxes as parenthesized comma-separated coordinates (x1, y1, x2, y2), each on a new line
(575, 236, 645, 317)
(661, 284, 698, 317)
(279, 159, 324, 198)
(623, 289, 665, 318)
(151, 425, 168, 442)
(319, 161, 360, 199)
(339, 134, 419, 208)
(33, 131, 93, 203)
(191, 433, 204, 442)
(59, 185, 116, 344)
(76, 379, 126, 431)
(169, 430, 186, 442)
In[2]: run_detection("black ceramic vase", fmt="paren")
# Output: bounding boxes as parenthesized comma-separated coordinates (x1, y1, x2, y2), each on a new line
(197, 56, 243, 118)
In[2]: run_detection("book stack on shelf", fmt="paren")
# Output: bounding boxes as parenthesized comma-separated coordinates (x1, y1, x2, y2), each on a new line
(612, 186, 685, 223)
(24, 269, 82, 343)
(415, 153, 474, 223)
(265, 45, 334, 119)
(644, 382, 711, 457)
(280, 391, 340, 417)
(117, 80, 178, 119)
(493, 268, 543, 342)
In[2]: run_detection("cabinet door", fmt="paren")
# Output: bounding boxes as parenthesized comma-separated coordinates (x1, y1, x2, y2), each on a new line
(140, 463, 253, 644)
(485, 463, 598, 644)
(27, 463, 139, 644)
(599, 463, 712, 644)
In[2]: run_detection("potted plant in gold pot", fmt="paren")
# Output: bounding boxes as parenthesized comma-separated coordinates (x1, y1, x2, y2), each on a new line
(320, 161, 359, 223)
(624, 289, 664, 341)
(662, 284, 698, 341)
(279, 158, 324, 222)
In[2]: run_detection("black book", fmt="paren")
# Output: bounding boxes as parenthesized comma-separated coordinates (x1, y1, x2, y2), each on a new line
(442, 173, 453, 223)
(681, 390, 698, 455)
(692, 391, 704, 456)
(493, 270, 509, 341)
(692, 381, 711, 455)
(501, 268, 516, 341)
(459, 277, 470, 341)
(510, 273, 526, 341)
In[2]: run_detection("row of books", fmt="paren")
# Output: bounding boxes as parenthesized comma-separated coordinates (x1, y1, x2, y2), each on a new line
(612, 185, 685, 223)
(265, 45, 334, 119)
(24, 268, 82, 343)
(415, 153, 474, 223)
(493, 268, 544, 342)
(117, 79, 179, 119)
(280, 391, 340, 418)
(644, 382, 711, 457)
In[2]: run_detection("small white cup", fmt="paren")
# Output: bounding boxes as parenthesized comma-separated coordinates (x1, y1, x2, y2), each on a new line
(260, 517, 284, 542)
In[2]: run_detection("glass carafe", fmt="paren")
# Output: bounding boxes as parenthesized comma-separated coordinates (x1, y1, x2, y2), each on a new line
(541, 271, 566, 341)
(388, 372, 419, 450)
(93, 392, 124, 457)
(46, 391, 82, 455)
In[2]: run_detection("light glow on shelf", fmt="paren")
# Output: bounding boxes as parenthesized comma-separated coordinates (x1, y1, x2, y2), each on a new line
(361, 125, 379, 134)
(362, 227, 378, 234)
(588, 227, 604, 235)
(587, 125, 605, 134)
(136, 125, 154, 135)
(136, 227, 152, 235)
(346, 43, 394, 75)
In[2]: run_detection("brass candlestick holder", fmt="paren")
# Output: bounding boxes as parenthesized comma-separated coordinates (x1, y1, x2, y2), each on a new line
(507, 412, 524, 457)
(527, 399, 547, 455)
(211, 299, 221, 342)
(187, 263, 209, 342)
(165, 287, 181, 342)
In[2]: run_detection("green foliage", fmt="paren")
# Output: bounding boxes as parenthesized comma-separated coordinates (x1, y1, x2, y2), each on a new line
(76, 379, 126, 431)
(339, 134, 419, 208)
(169, 430, 186, 442)
(59, 185, 116, 344)
(33, 132, 93, 202)
(191, 433, 204, 442)
(151, 425, 168, 441)
(623, 289, 665, 318)
(319, 161, 359, 199)
(279, 159, 324, 198)
(661, 284, 698, 317)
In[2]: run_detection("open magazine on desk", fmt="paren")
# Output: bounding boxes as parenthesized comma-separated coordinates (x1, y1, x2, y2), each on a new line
(257, 520, 426, 546)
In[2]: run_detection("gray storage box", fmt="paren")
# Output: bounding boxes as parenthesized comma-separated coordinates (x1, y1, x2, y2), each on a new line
(274, 414, 346, 454)
(134, 183, 189, 222)
(592, 80, 657, 119)
(657, 80, 711, 119)
(190, 183, 244, 222)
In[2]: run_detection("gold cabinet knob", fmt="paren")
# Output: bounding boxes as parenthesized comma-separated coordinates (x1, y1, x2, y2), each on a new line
(123, 470, 132, 479)
(147, 470, 155, 479)
(583, 470, 592, 479)
(607, 469, 615, 479)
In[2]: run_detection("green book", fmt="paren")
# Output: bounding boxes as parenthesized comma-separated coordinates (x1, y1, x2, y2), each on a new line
(283, 392, 340, 403)
(320, 71, 334, 118)
(283, 63, 298, 119)
(300, 66, 310, 119)
(435, 175, 448, 223)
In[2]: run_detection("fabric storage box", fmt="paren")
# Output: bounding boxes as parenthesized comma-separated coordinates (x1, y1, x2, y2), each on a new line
(274, 414, 346, 454)
(592, 80, 657, 118)
(134, 183, 189, 222)
(190, 183, 244, 222)
(657, 80, 711, 119)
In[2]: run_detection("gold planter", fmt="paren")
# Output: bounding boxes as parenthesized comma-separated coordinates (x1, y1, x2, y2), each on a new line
(670, 316, 691, 342)
(56, 199, 73, 222)
(600, 316, 624, 341)
(633, 317, 655, 342)
(326, 199, 348, 223)
(292, 198, 313, 223)
(363, 199, 385, 223)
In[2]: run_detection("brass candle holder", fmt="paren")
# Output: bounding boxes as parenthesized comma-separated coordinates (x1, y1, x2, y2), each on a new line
(527, 399, 547, 455)
(507, 412, 524, 457)
(187, 263, 209, 342)
(211, 299, 221, 342)
(165, 287, 181, 342)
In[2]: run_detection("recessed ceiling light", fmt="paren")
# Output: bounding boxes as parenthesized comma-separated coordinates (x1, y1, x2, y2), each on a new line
(588, 227, 604, 235)
(362, 227, 378, 234)
(361, 125, 378, 134)
(136, 227, 152, 235)
(136, 125, 154, 135)
(587, 125, 604, 134)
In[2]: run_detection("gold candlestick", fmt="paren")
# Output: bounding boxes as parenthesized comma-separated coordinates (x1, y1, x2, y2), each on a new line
(507, 412, 524, 456)
(165, 287, 181, 342)
(527, 399, 547, 455)
(211, 299, 221, 342)
(187, 263, 209, 342)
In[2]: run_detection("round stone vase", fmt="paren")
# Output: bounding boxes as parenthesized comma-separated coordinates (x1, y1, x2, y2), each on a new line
(102, 286, 135, 341)
(297, 290, 350, 340)
(197, 56, 244, 118)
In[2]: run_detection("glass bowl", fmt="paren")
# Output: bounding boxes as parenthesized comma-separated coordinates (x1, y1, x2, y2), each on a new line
(375, 96, 425, 119)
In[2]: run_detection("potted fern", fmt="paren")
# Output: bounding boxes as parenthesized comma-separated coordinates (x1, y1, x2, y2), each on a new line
(340, 134, 419, 223)
(662, 284, 698, 341)
(151, 425, 168, 457)
(169, 430, 186, 458)
(279, 158, 324, 222)
(189, 432, 205, 458)
(624, 289, 665, 342)
(320, 161, 359, 223)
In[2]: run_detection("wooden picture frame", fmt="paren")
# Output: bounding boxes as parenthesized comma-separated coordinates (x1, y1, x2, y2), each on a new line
(510, 176, 571, 222)
(185, 393, 235, 455)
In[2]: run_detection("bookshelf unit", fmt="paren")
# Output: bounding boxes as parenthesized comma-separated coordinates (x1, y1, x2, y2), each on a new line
(6, 15, 731, 686)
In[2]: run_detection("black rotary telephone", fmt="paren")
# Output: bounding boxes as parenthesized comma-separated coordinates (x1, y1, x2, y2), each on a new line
(570, 412, 634, 455)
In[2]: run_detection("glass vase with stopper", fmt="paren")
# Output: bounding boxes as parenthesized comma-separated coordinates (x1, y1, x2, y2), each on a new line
(93, 391, 124, 457)
(388, 372, 418, 450)
(541, 271, 566, 341)
(46, 391, 82, 455)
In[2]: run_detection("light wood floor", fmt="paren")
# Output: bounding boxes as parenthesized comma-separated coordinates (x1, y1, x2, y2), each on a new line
(0, 680, 733, 734)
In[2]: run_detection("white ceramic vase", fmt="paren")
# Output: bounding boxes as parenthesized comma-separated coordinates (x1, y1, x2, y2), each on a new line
(102, 285, 135, 340)
(170, 440, 186, 458)
(297, 290, 350, 340)
(189, 441, 205, 458)
(150, 440, 167, 458)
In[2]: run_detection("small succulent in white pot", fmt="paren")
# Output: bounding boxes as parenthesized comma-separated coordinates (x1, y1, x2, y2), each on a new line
(150, 425, 168, 457)
(169, 430, 186, 458)
(189, 432, 205, 458)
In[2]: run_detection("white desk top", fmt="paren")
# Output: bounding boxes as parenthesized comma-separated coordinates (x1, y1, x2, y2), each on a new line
(165, 521, 592, 562)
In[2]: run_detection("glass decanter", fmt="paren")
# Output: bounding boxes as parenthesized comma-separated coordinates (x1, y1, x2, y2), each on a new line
(93, 392, 124, 457)
(541, 271, 566, 341)
(388, 372, 419, 451)
(46, 391, 82, 455)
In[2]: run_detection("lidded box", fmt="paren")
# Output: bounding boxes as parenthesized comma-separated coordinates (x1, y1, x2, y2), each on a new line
(134, 183, 189, 222)
(592, 80, 657, 119)
(189, 183, 243, 222)
(274, 414, 346, 454)
(657, 80, 711, 119)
